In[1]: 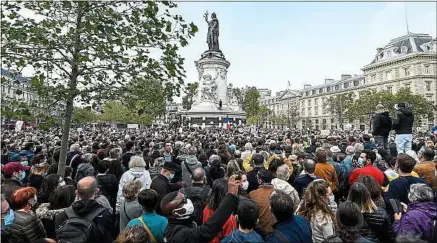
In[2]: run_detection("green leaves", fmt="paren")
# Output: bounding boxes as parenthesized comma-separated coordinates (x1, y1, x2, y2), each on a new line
(181, 82, 198, 110)
(325, 92, 355, 128)
(345, 88, 436, 125)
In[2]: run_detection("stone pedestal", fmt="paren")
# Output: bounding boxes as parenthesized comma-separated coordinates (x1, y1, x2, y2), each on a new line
(181, 50, 245, 126)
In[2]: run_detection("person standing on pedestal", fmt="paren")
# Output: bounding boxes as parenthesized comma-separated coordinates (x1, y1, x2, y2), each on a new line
(372, 104, 392, 151)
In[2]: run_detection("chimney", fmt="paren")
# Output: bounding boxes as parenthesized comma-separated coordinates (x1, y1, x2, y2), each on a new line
(324, 78, 334, 84)
(341, 74, 352, 80)
(303, 84, 312, 89)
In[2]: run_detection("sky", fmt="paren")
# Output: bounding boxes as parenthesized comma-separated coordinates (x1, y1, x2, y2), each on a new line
(174, 1, 437, 94)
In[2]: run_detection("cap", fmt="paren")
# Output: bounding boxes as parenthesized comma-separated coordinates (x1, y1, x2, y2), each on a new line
(2, 162, 30, 174)
(330, 146, 341, 153)
(163, 162, 180, 172)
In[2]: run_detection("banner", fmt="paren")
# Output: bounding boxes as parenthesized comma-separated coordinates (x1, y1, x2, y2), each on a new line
(320, 130, 330, 136)
(127, 124, 139, 129)
(15, 121, 24, 132)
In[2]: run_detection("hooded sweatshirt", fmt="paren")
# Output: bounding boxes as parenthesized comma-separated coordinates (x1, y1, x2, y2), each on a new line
(116, 167, 152, 213)
(393, 201, 437, 242)
(221, 229, 264, 243)
(393, 107, 414, 134)
(271, 178, 300, 211)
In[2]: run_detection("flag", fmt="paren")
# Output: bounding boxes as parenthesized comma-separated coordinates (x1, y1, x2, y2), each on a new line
(287, 80, 291, 88)
(224, 115, 230, 131)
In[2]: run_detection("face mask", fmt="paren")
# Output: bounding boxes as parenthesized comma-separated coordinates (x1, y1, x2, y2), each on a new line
(358, 158, 364, 166)
(173, 199, 194, 219)
(329, 195, 335, 204)
(18, 171, 26, 181)
(59, 180, 66, 187)
(20, 161, 28, 166)
(167, 173, 175, 181)
(242, 181, 249, 191)
(3, 209, 14, 226)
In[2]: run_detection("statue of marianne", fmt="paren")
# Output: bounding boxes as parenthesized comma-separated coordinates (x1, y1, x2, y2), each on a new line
(204, 11, 220, 52)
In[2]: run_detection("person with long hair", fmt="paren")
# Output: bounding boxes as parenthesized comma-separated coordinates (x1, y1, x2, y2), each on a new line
(356, 176, 385, 209)
(2, 187, 46, 242)
(37, 174, 65, 204)
(203, 178, 237, 243)
(296, 179, 335, 243)
(347, 182, 395, 243)
(36, 185, 75, 239)
(323, 201, 372, 243)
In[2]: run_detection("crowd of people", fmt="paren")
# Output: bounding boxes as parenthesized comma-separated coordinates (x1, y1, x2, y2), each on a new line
(1, 103, 437, 243)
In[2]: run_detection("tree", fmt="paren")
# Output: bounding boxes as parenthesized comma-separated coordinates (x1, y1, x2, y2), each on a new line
(284, 104, 300, 129)
(324, 92, 355, 129)
(122, 78, 166, 120)
(72, 107, 96, 124)
(181, 82, 199, 110)
(243, 87, 261, 120)
(232, 87, 244, 108)
(345, 88, 436, 128)
(1, 97, 33, 121)
(2, 1, 197, 176)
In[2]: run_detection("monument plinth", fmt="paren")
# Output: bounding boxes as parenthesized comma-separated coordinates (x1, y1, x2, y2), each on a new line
(181, 11, 245, 127)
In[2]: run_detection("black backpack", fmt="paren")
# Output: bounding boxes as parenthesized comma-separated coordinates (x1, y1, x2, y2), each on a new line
(185, 186, 210, 226)
(56, 206, 106, 243)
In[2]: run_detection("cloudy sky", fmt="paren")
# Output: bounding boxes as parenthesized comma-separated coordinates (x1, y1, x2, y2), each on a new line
(175, 1, 436, 93)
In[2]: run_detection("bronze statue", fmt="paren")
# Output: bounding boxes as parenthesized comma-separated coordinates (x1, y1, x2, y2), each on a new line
(204, 11, 220, 52)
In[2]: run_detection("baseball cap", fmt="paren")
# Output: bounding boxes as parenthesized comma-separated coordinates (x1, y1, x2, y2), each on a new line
(2, 162, 30, 175)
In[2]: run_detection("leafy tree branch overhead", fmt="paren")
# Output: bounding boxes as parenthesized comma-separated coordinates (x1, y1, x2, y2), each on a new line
(1, 0, 198, 176)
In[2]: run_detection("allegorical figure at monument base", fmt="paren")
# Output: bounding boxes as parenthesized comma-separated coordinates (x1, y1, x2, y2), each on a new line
(204, 11, 220, 52)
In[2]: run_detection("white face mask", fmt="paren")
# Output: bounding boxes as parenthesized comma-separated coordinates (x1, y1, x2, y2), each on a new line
(242, 181, 249, 191)
(173, 199, 194, 219)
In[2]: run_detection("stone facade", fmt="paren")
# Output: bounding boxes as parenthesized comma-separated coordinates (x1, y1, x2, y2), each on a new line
(260, 33, 437, 131)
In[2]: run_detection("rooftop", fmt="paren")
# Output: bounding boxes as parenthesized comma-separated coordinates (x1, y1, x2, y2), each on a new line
(1, 68, 30, 84)
(369, 32, 436, 65)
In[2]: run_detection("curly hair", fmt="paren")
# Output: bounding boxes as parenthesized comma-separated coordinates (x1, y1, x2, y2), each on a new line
(116, 225, 152, 243)
(296, 179, 335, 223)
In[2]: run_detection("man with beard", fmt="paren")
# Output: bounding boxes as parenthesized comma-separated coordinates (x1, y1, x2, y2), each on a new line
(372, 104, 392, 151)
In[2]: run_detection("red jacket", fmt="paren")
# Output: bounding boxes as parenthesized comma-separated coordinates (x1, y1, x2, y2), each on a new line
(349, 165, 384, 186)
(203, 207, 237, 243)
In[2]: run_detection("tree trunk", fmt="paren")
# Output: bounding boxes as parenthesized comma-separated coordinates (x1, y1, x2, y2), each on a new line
(57, 97, 74, 177)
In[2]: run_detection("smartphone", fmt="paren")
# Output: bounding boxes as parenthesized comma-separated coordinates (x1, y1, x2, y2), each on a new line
(389, 199, 402, 214)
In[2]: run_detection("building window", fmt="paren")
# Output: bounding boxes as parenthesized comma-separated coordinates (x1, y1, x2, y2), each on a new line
(386, 86, 393, 93)
(330, 118, 334, 124)
(405, 83, 411, 90)
(335, 85, 339, 91)
(386, 70, 392, 80)
(319, 88, 323, 93)
(371, 74, 376, 82)
(424, 65, 430, 74)
(305, 91, 309, 96)
(404, 67, 410, 76)
(426, 95, 433, 102)
(353, 80, 360, 86)
(307, 100, 311, 106)
(307, 107, 311, 116)
(327, 87, 331, 92)
(344, 82, 349, 89)
(379, 72, 383, 81)
(426, 81, 431, 92)
(301, 108, 305, 116)
(312, 90, 316, 95)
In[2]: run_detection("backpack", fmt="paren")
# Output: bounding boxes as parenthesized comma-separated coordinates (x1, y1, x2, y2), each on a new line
(185, 186, 210, 226)
(56, 206, 107, 243)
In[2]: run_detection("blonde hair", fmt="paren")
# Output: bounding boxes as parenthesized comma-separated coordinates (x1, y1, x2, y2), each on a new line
(122, 180, 143, 201)
(129, 156, 146, 169)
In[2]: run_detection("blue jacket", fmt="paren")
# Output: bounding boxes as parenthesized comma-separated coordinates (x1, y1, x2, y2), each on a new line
(266, 216, 313, 243)
(221, 230, 264, 243)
